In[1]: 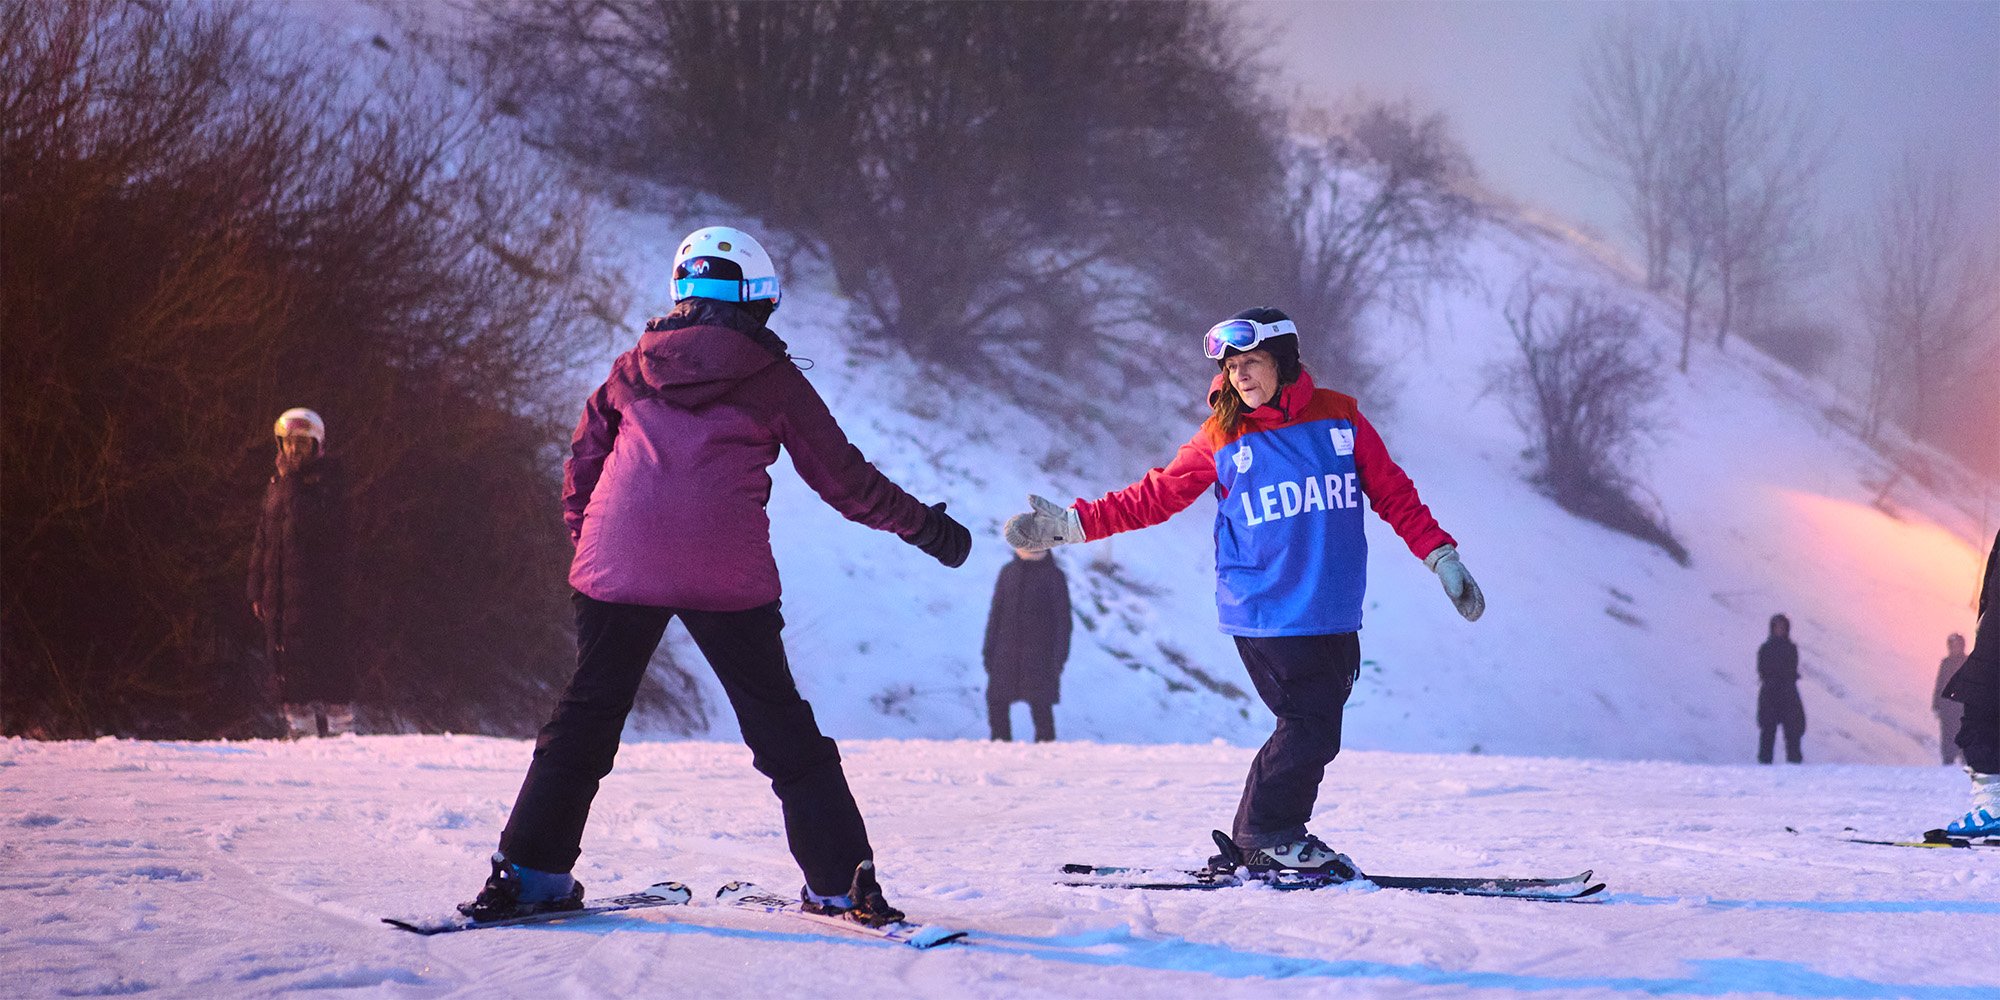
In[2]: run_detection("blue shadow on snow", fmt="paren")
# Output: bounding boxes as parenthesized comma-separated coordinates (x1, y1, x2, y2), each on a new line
(501, 913, 1995, 997)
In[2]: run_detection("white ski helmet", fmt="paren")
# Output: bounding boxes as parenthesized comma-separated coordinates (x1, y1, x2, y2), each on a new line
(672, 226, 781, 308)
(273, 407, 325, 444)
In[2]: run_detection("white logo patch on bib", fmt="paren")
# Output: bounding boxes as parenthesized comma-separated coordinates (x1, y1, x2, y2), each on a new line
(1233, 444, 1254, 473)
(1330, 427, 1355, 456)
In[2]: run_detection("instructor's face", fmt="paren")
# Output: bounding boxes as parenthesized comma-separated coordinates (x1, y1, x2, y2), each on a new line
(1224, 350, 1279, 409)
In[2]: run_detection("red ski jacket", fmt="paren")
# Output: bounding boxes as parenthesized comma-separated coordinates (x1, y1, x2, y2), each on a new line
(1073, 369, 1453, 635)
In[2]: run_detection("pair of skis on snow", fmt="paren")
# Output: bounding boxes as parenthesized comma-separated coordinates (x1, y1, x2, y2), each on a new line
(385, 830, 1605, 943)
(1059, 830, 1606, 901)
(384, 880, 966, 947)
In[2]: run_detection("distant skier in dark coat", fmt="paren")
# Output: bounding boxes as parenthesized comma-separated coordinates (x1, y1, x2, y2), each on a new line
(247, 408, 353, 738)
(459, 226, 971, 928)
(1935, 633, 1967, 766)
(1939, 530, 1999, 836)
(1756, 614, 1805, 764)
(982, 547, 1072, 742)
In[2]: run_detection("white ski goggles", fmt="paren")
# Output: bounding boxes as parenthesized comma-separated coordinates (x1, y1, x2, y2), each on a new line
(1202, 317, 1297, 360)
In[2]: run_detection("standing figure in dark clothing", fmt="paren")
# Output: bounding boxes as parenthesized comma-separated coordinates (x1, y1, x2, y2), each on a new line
(1935, 633, 1967, 766)
(1938, 531, 1999, 836)
(247, 407, 353, 739)
(982, 547, 1073, 742)
(458, 226, 972, 927)
(1756, 613, 1806, 764)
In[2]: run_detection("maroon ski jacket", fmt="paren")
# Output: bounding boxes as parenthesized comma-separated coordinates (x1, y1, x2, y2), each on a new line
(565, 302, 929, 610)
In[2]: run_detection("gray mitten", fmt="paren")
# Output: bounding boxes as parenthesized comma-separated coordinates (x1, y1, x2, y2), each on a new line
(1003, 494, 1086, 551)
(1424, 545, 1485, 622)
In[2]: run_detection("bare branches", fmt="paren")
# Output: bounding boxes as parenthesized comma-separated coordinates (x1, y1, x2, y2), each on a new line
(1858, 153, 2000, 445)
(2, 2, 611, 736)
(1495, 274, 1685, 563)
(472, 1, 1278, 377)
(1575, 9, 1829, 372)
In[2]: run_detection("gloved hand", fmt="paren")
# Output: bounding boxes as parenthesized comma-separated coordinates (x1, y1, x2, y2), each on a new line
(1003, 494, 1085, 551)
(1424, 545, 1485, 622)
(902, 502, 971, 568)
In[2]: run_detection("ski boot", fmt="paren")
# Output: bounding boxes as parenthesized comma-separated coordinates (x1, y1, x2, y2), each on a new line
(800, 860, 905, 927)
(1944, 770, 2000, 837)
(457, 852, 584, 923)
(281, 704, 319, 740)
(1240, 834, 1360, 881)
(322, 703, 356, 737)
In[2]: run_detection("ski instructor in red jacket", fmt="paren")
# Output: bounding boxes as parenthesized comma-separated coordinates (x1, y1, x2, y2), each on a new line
(1005, 307, 1482, 878)
(461, 226, 971, 928)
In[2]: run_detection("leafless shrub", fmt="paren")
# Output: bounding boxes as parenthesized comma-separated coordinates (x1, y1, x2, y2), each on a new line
(1, 1, 623, 737)
(470, 0, 1279, 377)
(1496, 276, 1686, 563)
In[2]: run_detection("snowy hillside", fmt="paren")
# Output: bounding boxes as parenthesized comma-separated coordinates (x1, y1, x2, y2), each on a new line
(6, 736, 1996, 998)
(288, 0, 1995, 769)
(585, 203, 1990, 768)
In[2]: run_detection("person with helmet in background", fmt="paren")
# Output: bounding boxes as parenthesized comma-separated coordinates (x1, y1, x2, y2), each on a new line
(459, 226, 972, 927)
(1002, 307, 1482, 880)
(247, 407, 354, 739)
(1756, 613, 1806, 764)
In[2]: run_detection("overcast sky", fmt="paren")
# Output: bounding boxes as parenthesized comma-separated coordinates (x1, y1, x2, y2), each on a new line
(1249, 0, 2000, 271)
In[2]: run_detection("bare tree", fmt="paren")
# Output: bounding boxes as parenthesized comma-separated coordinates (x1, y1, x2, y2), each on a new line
(1858, 154, 1999, 445)
(1574, 8, 1698, 292)
(1495, 275, 1685, 563)
(473, 1, 1277, 376)
(1, 1, 621, 737)
(1271, 100, 1475, 393)
(1575, 9, 1828, 372)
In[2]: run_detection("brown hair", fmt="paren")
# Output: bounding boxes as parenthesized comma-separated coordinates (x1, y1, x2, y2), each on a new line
(1209, 381, 1250, 436)
(1208, 368, 1297, 437)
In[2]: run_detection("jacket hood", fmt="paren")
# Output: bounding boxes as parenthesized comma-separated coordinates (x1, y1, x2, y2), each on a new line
(628, 300, 789, 408)
(1207, 367, 1318, 423)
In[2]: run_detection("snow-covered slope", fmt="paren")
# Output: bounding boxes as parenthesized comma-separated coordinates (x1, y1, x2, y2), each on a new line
(6, 736, 1996, 998)
(594, 206, 1989, 767)
(294, 1, 1990, 766)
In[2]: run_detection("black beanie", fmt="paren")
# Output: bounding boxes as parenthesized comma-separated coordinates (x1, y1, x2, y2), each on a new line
(1217, 306, 1302, 383)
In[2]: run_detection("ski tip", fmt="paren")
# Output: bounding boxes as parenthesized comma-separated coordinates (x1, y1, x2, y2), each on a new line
(645, 881, 693, 902)
(1577, 883, 1608, 899)
(715, 881, 753, 898)
(909, 927, 969, 948)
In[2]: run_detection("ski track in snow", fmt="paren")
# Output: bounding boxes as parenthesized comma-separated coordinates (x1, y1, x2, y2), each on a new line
(4, 736, 1996, 999)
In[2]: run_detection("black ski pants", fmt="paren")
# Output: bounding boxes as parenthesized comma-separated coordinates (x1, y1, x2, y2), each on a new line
(498, 593, 872, 896)
(1231, 631, 1361, 850)
(1757, 720, 1804, 764)
(987, 692, 1056, 742)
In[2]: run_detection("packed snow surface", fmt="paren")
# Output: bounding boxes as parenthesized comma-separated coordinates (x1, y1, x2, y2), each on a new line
(6, 735, 1996, 998)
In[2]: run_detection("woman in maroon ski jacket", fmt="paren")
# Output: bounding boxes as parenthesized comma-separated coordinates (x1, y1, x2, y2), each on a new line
(464, 227, 969, 928)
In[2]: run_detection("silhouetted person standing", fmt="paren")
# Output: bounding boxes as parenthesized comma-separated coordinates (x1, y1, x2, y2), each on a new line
(1936, 633, 1968, 766)
(1757, 613, 1805, 764)
(982, 547, 1072, 742)
(248, 408, 353, 738)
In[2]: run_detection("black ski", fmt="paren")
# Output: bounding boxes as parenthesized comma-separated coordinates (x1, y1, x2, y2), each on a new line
(1060, 831, 1605, 901)
(384, 881, 692, 935)
(1841, 828, 2000, 850)
(713, 881, 967, 948)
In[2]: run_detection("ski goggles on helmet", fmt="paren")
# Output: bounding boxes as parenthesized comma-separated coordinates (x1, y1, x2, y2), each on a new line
(1202, 317, 1297, 360)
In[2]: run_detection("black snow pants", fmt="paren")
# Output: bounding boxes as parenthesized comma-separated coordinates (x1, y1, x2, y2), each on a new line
(498, 593, 873, 896)
(1230, 631, 1361, 850)
(987, 691, 1056, 742)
